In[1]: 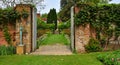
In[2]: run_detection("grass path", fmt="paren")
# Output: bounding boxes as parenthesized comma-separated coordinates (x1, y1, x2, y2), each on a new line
(39, 34, 70, 45)
(0, 53, 103, 65)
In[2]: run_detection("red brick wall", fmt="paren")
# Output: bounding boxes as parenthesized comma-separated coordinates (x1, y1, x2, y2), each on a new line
(0, 24, 16, 46)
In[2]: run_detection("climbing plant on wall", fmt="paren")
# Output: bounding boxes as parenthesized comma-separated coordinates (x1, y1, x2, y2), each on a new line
(0, 7, 20, 45)
(75, 3, 120, 48)
(3, 26, 12, 45)
(0, 8, 19, 26)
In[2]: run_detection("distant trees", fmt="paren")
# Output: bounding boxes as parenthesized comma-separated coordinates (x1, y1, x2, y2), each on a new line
(59, 2, 73, 22)
(47, 8, 57, 30)
(41, 13, 48, 19)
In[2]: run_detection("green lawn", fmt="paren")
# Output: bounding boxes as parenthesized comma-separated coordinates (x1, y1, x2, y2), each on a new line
(0, 53, 103, 65)
(39, 34, 70, 45)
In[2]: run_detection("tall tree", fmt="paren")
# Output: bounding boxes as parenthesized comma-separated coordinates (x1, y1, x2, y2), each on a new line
(59, 2, 73, 22)
(47, 8, 57, 30)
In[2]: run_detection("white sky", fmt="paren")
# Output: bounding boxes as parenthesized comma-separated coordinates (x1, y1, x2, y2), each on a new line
(40, 0, 120, 14)
(0, 0, 120, 14)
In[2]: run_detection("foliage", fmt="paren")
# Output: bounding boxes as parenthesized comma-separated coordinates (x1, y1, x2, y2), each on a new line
(41, 13, 48, 18)
(100, 37, 106, 48)
(37, 34, 47, 48)
(21, 9, 29, 19)
(47, 8, 57, 30)
(59, 2, 73, 22)
(60, 0, 73, 9)
(37, 19, 54, 37)
(75, 4, 120, 48)
(0, 8, 19, 26)
(58, 20, 70, 31)
(115, 27, 120, 40)
(59, 0, 111, 22)
(37, 18, 55, 30)
(97, 50, 120, 65)
(85, 38, 102, 52)
(0, 45, 16, 55)
(3, 26, 11, 45)
(37, 29, 51, 38)
(74, 0, 111, 4)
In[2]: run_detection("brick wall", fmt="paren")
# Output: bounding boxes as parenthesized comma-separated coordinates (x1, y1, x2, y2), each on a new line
(0, 24, 16, 46)
(75, 24, 96, 53)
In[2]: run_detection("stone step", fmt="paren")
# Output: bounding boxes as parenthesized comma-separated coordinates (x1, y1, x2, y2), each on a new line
(31, 44, 72, 55)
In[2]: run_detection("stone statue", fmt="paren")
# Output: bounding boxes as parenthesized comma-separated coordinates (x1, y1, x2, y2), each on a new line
(20, 25, 23, 45)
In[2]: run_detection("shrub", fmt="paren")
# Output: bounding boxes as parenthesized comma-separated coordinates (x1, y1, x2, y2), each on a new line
(85, 38, 102, 52)
(58, 20, 70, 33)
(37, 19, 55, 30)
(0, 45, 7, 55)
(37, 34, 47, 48)
(58, 21, 70, 30)
(100, 37, 106, 48)
(0, 45, 16, 55)
(37, 29, 51, 37)
(97, 50, 120, 65)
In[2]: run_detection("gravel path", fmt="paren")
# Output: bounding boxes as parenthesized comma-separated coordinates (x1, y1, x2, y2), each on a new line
(31, 44, 72, 55)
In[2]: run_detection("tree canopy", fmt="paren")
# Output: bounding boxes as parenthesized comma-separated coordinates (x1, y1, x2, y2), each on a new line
(59, 0, 112, 22)
(47, 8, 57, 30)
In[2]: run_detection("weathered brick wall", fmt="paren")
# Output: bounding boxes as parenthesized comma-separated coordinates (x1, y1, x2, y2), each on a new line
(74, 6, 96, 53)
(75, 24, 90, 53)
(0, 24, 16, 46)
(15, 4, 33, 53)
(75, 24, 96, 53)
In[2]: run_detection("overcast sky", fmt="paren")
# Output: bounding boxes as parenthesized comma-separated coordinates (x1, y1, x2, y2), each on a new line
(40, 0, 60, 14)
(40, 0, 120, 14)
(1, 0, 119, 14)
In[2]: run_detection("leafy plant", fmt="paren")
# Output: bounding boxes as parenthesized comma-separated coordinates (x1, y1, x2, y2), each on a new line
(97, 50, 120, 65)
(0, 45, 16, 55)
(21, 9, 29, 19)
(37, 19, 55, 32)
(75, 4, 120, 49)
(0, 8, 19, 28)
(85, 38, 102, 52)
(58, 20, 70, 33)
(3, 26, 11, 45)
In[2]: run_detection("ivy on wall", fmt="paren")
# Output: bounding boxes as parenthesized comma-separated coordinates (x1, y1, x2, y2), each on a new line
(3, 26, 12, 45)
(75, 3, 120, 48)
